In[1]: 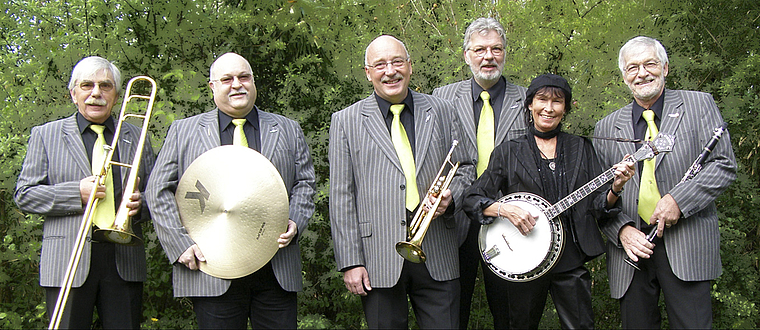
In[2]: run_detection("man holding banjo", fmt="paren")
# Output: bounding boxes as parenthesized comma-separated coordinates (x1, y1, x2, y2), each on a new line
(463, 74, 636, 328)
(146, 52, 316, 329)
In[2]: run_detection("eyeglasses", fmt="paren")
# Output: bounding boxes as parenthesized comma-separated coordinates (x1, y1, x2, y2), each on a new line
(213, 73, 253, 85)
(78, 81, 115, 92)
(624, 61, 661, 76)
(467, 46, 504, 57)
(366, 58, 408, 71)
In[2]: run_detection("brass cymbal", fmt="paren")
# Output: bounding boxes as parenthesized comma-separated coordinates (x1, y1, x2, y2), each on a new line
(175, 145, 288, 279)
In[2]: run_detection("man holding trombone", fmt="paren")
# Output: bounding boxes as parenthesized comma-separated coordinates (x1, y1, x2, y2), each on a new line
(14, 56, 156, 329)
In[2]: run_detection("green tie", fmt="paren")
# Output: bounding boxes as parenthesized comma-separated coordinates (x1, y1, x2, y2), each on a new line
(89, 125, 115, 229)
(476, 91, 495, 177)
(390, 104, 419, 211)
(638, 110, 661, 224)
(232, 118, 248, 147)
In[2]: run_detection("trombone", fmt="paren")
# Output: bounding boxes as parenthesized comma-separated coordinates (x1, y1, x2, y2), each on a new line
(48, 76, 156, 330)
(395, 140, 460, 263)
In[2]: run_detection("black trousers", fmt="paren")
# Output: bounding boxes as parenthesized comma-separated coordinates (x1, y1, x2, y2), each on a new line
(620, 236, 713, 329)
(361, 260, 460, 329)
(496, 266, 593, 329)
(192, 263, 297, 329)
(45, 242, 142, 329)
(459, 220, 510, 329)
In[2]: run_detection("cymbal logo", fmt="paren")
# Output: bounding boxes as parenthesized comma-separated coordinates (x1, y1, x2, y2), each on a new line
(184, 180, 210, 213)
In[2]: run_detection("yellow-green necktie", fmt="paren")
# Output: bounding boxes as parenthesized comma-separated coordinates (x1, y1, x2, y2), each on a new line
(232, 118, 248, 147)
(638, 109, 661, 224)
(89, 124, 115, 228)
(390, 104, 419, 211)
(476, 91, 495, 177)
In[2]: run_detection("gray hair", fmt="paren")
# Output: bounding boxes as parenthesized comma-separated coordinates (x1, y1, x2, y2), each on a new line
(364, 35, 411, 66)
(618, 36, 669, 74)
(463, 17, 507, 52)
(68, 56, 122, 93)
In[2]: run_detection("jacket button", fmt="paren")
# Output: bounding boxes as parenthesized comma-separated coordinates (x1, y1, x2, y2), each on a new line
(401, 220, 406, 226)
(400, 184, 406, 190)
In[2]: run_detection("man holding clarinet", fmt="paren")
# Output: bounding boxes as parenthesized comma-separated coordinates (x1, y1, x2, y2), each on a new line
(593, 36, 737, 329)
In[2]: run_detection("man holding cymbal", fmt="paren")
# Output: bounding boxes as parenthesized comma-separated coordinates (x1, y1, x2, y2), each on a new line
(146, 52, 316, 329)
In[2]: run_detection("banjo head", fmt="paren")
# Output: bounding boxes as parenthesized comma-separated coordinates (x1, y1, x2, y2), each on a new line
(478, 192, 564, 282)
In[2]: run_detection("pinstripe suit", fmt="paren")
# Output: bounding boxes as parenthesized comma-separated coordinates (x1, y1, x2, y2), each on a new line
(15, 113, 155, 287)
(593, 90, 736, 321)
(432, 78, 526, 328)
(15, 113, 155, 328)
(145, 108, 315, 297)
(432, 78, 528, 243)
(329, 90, 475, 285)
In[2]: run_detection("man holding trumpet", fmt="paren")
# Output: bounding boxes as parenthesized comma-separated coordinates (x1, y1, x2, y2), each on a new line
(329, 35, 474, 329)
(14, 56, 156, 329)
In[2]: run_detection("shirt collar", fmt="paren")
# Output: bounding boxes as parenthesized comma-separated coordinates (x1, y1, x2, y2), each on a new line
(471, 76, 506, 102)
(218, 107, 260, 131)
(76, 112, 115, 134)
(632, 90, 666, 124)
(376, 89, 414, 118)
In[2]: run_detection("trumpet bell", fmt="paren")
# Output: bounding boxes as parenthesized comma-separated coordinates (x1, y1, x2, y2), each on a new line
(395, 241, 426, 263)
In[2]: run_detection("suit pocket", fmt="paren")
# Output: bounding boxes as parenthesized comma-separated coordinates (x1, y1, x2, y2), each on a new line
(359, 222, 372, 237)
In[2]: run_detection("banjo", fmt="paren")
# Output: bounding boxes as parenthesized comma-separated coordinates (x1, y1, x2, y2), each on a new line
(479, 133, 675, 282)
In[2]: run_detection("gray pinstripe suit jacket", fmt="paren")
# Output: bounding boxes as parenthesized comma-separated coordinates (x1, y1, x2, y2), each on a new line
(145, 108, 315, 297)
(593, 90, 736, 299)
(329, 91, 475, 287)
(432, 78, 528, 244)
(15, 114, 156, 287)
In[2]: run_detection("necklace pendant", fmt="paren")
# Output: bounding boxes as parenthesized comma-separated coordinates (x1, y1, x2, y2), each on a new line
(549, 161, 556, 171)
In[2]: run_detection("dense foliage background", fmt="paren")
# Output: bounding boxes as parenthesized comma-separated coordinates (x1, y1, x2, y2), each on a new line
(1, 0, 758, 328)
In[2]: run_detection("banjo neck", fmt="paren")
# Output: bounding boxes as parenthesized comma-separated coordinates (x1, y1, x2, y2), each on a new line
(544, 132, 675, 219)
(546, 166, 618, 219)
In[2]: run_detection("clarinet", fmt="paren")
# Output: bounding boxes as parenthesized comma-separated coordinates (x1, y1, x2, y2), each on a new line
(625, 123, 729, 270)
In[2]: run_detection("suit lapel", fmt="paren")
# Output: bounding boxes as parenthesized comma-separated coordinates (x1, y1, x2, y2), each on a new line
(61, 115, 91, 177)
(656, 90, 684, 170)
(361, 97, 402, 171)
(614, 104, 640, 187)
(259, 110, 279, 159)
(514, 139, 543, 190)
(496, 82, 525, 144)
(413, 92, 434, 172)
(453, 82, 477, 150)
(198, 109, 222, 152)
(564, 135, 584, 189)
(117, 127, 136, 183)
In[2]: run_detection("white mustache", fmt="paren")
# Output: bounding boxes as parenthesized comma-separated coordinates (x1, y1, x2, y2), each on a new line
(381, 74, 402, 83)
(85, 99, 107, 106)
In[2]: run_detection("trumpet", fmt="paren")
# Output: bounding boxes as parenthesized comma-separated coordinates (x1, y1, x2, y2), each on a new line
(395, 140, 460, 263)
(48, 76, 156, 330)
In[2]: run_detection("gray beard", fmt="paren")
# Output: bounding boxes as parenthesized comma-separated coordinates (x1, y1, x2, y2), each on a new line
(473, 71, 502, 84)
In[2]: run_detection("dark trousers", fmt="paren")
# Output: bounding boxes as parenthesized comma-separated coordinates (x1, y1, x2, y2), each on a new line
(45, 242, 143, 329)
(620, 236, 713, 329)
(460, 220, 510, 329)
(496, 266, 593, 329)
(361, 261, 460, 329)
(192, 263, 297, 329)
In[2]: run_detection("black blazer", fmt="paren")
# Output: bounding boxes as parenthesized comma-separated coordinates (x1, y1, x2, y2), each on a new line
(463, 132, 617, 259)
